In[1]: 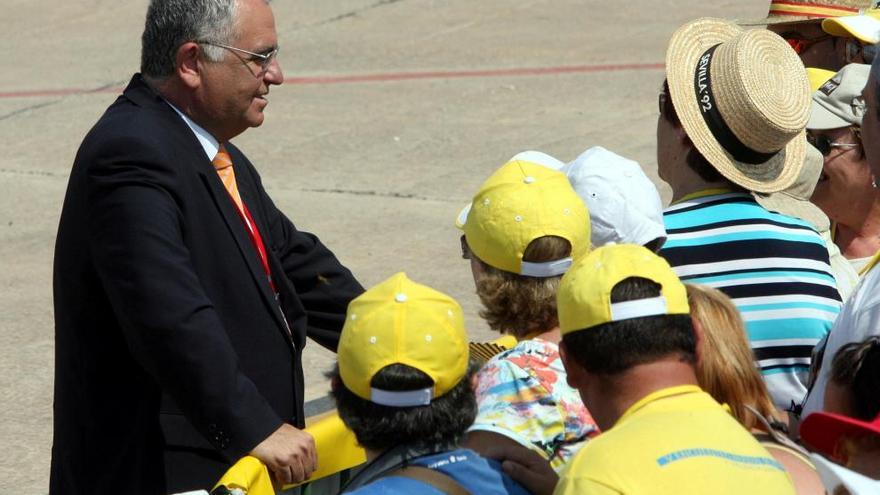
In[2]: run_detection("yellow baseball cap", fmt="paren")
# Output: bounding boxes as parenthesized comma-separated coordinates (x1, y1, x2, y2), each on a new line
(806, 67, 837, 92)
(337, 272, 469, 407)
(457, 154, 590, 277)
(823, 8, 880, 44)
(557, 244, 690, 335)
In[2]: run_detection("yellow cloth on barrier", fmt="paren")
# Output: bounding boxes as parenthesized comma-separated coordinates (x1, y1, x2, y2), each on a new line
(214, 455, 274, 495)
(285, 413, 367, 488)
(214, 335, 517, 492)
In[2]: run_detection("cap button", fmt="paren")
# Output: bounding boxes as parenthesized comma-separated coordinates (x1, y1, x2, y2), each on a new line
(395, 293, 408, 303)
(523, 176, 535, 184)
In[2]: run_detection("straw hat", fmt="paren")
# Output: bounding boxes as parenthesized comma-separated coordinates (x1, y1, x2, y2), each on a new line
(666, 18, 811, 194)
(739, 0, 872, 27)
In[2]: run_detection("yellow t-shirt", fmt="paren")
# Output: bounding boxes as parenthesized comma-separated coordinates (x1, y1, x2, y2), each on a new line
(554, 385, 795, 495)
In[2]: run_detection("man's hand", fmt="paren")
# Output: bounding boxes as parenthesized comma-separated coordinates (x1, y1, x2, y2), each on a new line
(482, 443, 558, 495)
(249, 423, 317, 485)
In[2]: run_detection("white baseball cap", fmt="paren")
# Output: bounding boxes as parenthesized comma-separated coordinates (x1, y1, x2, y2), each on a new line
(563, 146, 666, 249)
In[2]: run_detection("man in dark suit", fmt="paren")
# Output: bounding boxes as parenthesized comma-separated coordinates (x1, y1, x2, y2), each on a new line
(50, 0, 364, 493)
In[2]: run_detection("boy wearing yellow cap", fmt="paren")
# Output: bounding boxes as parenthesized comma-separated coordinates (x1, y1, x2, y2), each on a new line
(331, 273, 529, 494)
(497, 245, 796, 494)
(456, 152, 598, 472)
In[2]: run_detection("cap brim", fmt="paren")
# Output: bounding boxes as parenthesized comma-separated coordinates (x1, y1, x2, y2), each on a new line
(808, 99, 855, 130)
(509, 150, 566, 171)
(666, 18, 805, 194)
(737, 15, 821, 27)
(807, 67, 837, 92)
(455, 203, 471, 230)
(823, 15, 880, 44)
(801, 412, 880, 460)
(811, 453, 880, 493)
(753, 193, 829, 231)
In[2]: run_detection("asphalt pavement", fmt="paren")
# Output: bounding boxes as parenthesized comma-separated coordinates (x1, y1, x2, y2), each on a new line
(0, 0, 769, 491)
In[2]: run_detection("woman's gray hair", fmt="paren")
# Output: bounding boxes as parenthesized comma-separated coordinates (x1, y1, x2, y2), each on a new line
(140, 0, 239, 79)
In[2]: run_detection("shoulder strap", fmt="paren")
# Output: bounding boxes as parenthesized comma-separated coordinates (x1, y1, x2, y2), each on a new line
(744, 404, 811, 458)
(386, 465, 472, 495)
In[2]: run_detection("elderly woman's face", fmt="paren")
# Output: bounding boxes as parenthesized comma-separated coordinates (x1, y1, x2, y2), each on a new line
(809, 126, 873, 226)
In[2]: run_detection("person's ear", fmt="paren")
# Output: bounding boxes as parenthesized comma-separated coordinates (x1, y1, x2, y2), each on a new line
(176, 41, 203, 89)
(559, 340, 585, 389)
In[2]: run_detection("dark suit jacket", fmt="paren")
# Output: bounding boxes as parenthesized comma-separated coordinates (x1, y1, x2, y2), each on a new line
(50, 75, 363, 494)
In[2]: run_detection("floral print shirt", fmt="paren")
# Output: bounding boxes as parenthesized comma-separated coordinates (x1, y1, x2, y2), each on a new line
(469, 338, 599, 471)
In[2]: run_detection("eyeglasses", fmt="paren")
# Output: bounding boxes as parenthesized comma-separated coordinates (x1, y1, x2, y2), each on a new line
(783, 34, 832, 55)
(807, 133, 860, 156)
(460, 235, 471, 260)
(198, 41, 279, 74)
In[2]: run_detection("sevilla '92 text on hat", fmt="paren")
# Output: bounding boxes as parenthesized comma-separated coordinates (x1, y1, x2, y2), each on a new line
(337, 273, 469, 407)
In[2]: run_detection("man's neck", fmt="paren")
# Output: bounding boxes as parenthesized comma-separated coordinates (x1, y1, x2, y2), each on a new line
(670, 180, 734, 203)
(589, 357, 699, 431)
(144, 75, 223, 142)
(664, 159, 734, 203)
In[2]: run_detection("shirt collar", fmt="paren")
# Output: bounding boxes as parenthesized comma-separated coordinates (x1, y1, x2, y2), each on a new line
(164, 100, 220, 160)
(614, 385, 704, 427)
(671, 188, 736, 205)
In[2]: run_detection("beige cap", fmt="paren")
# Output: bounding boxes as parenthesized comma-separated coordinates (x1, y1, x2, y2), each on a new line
(808, 63, 870, 130)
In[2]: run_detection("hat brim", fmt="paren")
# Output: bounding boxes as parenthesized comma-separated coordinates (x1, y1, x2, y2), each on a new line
(808, 99, 855, 130)
(801, 412, 880, 461)
(753, 192, 830, 231)
(666, 18, 805, 194)
(823, 15, 880, 44)
(737, 15, 822, 27)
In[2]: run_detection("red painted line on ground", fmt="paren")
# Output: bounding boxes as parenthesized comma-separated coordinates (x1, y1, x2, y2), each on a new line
(286, 62, 665, 84)
(0, 62, 664, 99)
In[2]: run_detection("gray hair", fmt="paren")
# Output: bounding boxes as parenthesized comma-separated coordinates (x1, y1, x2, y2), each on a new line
(140, 0, 239, 79)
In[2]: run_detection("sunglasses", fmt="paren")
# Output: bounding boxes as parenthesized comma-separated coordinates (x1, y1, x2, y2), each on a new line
(846, 39, 877, 64)
(807, 133, 860, 156)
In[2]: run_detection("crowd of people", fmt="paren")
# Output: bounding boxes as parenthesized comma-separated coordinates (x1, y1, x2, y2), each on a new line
(49, 0, 880, 494)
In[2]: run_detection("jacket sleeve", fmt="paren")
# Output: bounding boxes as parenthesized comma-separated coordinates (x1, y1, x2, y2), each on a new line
(86, 134, 282, 460)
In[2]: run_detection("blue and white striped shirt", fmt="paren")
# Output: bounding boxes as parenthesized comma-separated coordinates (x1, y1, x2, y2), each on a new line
(660, 191, 841, 409)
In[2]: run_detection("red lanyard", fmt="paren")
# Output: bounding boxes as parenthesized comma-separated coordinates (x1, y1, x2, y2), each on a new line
(231, 197, 276, 293)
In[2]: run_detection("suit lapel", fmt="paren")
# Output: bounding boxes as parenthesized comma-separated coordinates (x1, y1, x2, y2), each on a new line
(124, 74, 294, 343)
(198, 165, 293, 344)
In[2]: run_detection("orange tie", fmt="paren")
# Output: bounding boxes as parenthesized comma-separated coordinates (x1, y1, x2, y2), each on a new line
(213, 144, 243, 211)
